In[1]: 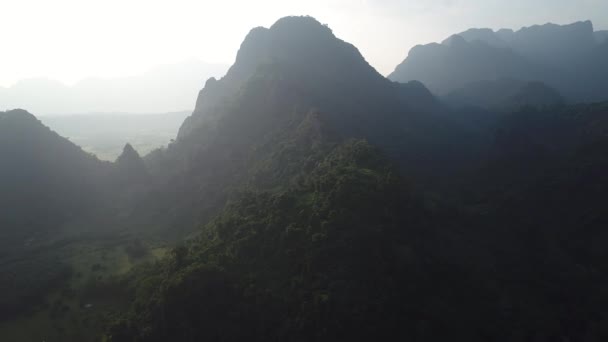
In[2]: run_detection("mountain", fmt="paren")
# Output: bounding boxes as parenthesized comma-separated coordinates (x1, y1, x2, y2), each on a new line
(443, 79, 564, 110)
(4, 15, 608, 342)
(97, 16, 608, 341)
(454, 21, 596, 67)
(0, 18, 477, 338)
(596, 30, 608, 43)
(390, 35, 546, 96)
(115, 143, 148, 182)
(41, 111, 189, 161)
(178, 16, 489, 188)
(389, 21, 608, 102)
(0, 60, 228, 115)
(106, 140, 491, 342)
(146, 16, 401, 232)
(0, 109, 112, 238)
(0, 109, 115, 320)
(178, 17, 426, 140)
(127, 16, 494, 240)
(102, 17, 608, 341)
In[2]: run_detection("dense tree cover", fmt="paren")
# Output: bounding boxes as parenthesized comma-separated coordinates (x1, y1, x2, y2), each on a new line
(3, 16, 608, 342)
(100, 18, 608, 340)
(442, 79, 564, 111)
(473, 102, 608, 273)
(103, 140, 485, 341)
(101, 101, 608, 341)
(461, 102, 608, 340)
(0, 255, 71, 320)
(134, 16, 491, 237)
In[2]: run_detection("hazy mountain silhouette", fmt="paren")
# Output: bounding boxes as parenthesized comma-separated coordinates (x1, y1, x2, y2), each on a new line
(102, 17, 608, 342)
(4, 14, 608, 342)
(596, 30, 608, 43)
(0, 60, 228, 115)
(454, 21, 596, 66)
(143, 15, 451, 232)
(443, 79, 564, 110)
(178, 16, 411, 139)
(41, 111, 189, 161)
(155, 15, 486, 223)
(390, 21, 608, 102)
(0, 109, 112, 243)
(115, 143, 147, 180)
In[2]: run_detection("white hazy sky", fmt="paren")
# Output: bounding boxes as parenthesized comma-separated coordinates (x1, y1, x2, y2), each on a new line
(2, 0, 607, 87)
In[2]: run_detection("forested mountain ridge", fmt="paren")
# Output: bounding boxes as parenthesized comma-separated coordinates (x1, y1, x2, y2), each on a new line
(137, 15, 486, 234)
(2, 15, 608, 342)
(0, 109, 114, 322)
(100, 17, 608, 341)
(106, 98, 608, 341)
(442, 79, 564, 111)
(104, 139, 491, 341)
(389, 20, 608, 102)
(0, 109, 112, 239)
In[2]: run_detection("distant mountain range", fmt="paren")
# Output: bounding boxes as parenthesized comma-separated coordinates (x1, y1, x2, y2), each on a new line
(0, 110, 112, 240)
(41, 111, 189, 161)
(442, 79, 564, 110)
(0, 60, 228, 115)
(390, 21, 608, 102)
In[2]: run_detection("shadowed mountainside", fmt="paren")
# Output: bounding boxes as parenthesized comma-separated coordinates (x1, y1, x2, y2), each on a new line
(3, 15, 608, 342)
(390, 21, 608, 102)
(442, 79, 564, 110)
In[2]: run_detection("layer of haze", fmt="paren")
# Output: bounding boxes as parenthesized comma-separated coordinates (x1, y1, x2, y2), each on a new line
(2, 0, 607, 89)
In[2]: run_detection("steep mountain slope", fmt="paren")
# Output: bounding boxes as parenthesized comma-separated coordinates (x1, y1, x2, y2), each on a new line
(391, 35, 546, 96)
(115, 143, 147, 180)
(3, 14, 608, 342)
(105, 98, 608, 341)
(477, 102, 608, 203)
(97, 17, 608, 342)
(136, 16, 486, 234)
(455, 21, 596, 68)
(0, 109, 116, 320)
(466, 103, 608, 341)
(106, 140, 498, 342)
(178, 16, 437, 141)
(0, 109, 112, 241)
(390, 21, 608, 102)
(596, 30, 608, 43)
(443, 79, 564, 110)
